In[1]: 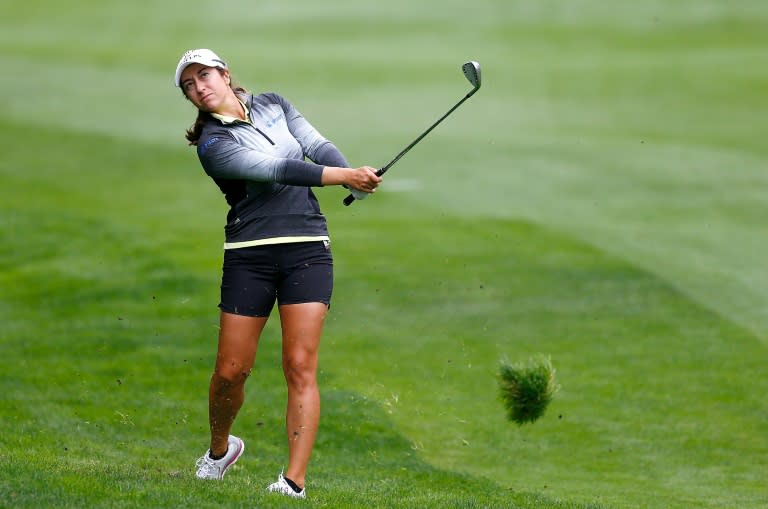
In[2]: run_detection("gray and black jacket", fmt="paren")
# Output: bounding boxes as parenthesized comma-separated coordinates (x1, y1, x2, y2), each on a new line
(196, 92, 349, 249)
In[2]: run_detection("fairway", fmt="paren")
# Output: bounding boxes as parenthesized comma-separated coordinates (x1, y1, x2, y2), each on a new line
(1, 1, 767, 508)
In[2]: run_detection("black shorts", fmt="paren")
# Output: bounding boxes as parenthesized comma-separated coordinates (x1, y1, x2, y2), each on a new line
(219, 241, 333, 317)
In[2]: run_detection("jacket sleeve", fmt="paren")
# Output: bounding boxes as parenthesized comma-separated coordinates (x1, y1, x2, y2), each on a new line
(197, 132, 324, 187)
(312, 141, 350, 168)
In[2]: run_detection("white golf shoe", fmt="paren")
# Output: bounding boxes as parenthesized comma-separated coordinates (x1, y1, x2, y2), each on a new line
(195, 435, 244, 479)
(267, 472, 306, 499)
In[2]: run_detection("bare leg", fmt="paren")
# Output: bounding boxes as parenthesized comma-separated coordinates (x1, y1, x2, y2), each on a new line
(278, 302, 327, 488)
(208, 311, 268, 456)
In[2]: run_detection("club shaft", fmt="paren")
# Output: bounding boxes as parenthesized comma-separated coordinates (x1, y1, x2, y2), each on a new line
(378, 88, 477, 176)
(343, 87, 478, 206)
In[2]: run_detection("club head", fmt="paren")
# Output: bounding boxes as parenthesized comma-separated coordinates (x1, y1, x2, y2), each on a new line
(462, 61, 481, 90)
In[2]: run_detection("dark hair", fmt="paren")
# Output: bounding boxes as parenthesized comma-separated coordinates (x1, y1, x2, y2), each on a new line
(183, 71, 248, 145)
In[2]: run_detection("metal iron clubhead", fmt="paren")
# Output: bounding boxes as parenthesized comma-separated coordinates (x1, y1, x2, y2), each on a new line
(462, 61, 481, 90)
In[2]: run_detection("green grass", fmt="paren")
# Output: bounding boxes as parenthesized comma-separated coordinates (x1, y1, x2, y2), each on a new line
(1, 1, 767, 508)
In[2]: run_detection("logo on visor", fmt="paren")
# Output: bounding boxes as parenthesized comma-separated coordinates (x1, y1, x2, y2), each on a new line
(182, 50, 202, 63)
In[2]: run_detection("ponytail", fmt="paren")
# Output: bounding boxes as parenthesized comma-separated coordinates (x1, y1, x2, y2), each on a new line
(185, 110, 211, 146)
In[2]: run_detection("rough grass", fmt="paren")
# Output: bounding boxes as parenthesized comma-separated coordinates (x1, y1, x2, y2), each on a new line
(498, 356, 559, 425)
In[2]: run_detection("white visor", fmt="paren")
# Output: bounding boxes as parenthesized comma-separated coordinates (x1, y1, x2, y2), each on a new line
(174, 48, 227, 87)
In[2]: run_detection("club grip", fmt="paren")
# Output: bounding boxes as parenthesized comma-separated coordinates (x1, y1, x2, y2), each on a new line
(343, 167, 385, 206)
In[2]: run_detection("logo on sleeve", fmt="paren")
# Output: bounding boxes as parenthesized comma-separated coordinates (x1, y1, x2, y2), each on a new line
(198, 137, 220, 155)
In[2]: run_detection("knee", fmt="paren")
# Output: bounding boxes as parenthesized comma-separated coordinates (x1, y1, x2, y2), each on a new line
(213, 361, 251, 386)
(282, 354, 317, 391)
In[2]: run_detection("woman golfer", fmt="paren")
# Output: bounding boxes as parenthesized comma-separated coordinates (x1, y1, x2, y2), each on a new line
(175, 48, 381, 499)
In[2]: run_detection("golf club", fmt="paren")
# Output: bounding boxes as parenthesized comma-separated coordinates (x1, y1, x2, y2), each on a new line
(343, 60, 482, 206)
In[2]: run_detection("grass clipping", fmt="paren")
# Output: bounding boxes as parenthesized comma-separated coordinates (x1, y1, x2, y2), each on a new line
(498, 356, 559, 425)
